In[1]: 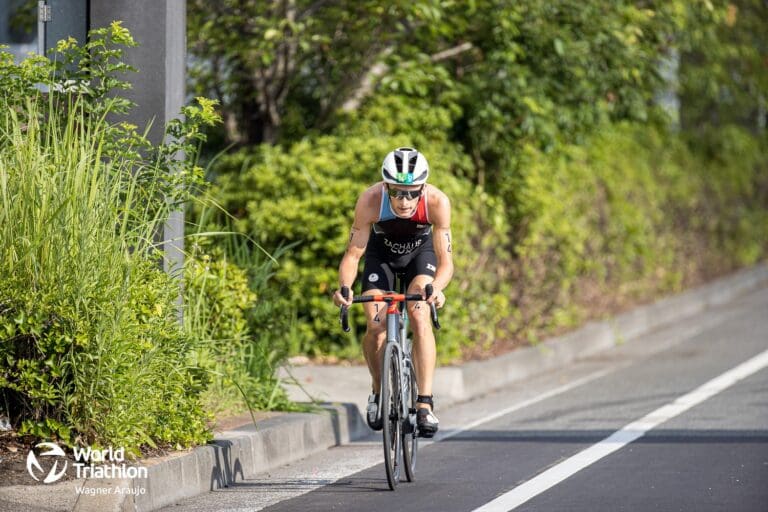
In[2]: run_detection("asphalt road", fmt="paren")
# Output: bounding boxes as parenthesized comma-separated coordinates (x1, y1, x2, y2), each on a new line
(162, 286, 768, 512)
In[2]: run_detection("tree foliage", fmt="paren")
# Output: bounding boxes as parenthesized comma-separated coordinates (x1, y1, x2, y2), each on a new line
(187, 0, 455, 145)
(188, 1, 765, 156)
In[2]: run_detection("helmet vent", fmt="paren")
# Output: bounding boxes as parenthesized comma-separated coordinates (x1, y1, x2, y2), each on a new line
(394, 155, 403, 172)
(408, 155, 418, 172)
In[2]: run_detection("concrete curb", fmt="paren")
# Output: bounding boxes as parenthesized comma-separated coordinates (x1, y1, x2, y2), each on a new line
(71, 404, 367, 512)
(4, 264, 763, 512)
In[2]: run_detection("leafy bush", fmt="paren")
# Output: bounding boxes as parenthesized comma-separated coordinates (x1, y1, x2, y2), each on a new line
(0, 24, 218, 452)
(187, 0, 767, 368)
(183, 228, 298, 417)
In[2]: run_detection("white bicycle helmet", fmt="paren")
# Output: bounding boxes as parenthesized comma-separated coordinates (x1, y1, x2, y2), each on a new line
(381, 147, 429, 185)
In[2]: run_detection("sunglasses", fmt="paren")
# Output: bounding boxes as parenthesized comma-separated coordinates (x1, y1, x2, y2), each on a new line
(387, 185, 423, 200)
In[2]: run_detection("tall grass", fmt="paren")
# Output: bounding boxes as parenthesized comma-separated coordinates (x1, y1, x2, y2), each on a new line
(1, 23, 298, 449)
(1, 97, 161, 294)
(0, 93, 209, 450)
(183, 205, 299, 418)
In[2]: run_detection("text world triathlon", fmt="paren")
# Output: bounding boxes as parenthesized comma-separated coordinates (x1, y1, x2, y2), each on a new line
(73, 446, 148, 479)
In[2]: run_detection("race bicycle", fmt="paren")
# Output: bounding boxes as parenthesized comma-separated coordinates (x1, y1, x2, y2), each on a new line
(340, 277, 440, 490)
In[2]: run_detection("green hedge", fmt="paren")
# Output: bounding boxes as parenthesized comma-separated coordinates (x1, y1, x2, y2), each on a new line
(508, 123, 768, 337)
(206, 112, 767, 362)
(0, 98, 211, 451)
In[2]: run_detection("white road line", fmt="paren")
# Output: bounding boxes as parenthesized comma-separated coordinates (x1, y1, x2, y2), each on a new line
(244, 367, 619, 510)
(471, 348, 768, 512)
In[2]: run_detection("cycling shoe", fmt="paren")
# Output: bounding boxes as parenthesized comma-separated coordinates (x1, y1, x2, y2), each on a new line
(416, 408, 439, 438)
(366, 393, 382, 431)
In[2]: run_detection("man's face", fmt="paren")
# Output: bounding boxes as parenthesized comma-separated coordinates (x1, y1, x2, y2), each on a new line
(387, 184, 423, 217)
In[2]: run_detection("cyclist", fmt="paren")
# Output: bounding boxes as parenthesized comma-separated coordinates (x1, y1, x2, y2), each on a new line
(332, 147, 454, 438)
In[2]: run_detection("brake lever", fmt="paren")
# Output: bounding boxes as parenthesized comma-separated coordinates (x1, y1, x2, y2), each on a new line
(340, 286, 351, 332)
(425, 284, 441, 330)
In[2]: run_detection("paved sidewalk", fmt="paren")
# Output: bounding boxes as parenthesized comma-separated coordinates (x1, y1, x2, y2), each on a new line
(0, 263, 766, 512)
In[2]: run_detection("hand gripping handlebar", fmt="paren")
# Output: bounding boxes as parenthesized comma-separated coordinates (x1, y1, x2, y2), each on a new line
(339, 284, 441, 332)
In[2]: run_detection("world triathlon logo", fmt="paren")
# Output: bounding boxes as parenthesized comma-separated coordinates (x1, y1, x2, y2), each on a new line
(26, 442, 148, 485)
(26, 442, 68, 483)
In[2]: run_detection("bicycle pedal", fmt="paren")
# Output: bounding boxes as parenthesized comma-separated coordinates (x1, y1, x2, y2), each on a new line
(417, 428, 436, 438)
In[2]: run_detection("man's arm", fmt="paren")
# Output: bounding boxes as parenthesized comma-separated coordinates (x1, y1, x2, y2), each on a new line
(429, 189, 454, 307)
(333, 189, 376, 306)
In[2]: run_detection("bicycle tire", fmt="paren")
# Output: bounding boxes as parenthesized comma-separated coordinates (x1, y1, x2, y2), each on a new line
(401, 359, 418, 482)
(381, 343, 402, 490)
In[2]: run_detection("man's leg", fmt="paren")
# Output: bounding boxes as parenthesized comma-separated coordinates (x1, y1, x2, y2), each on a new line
(359, 255, 395, 431)
(358, 291, 388, 431)
(362, 293, 387, 394)
(360, 255, 394, 394)
(407, 274, 440, 437)
(406, 274, 437, 404)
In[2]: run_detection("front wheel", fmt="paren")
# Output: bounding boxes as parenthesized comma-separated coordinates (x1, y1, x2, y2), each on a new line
(381, 343, 402, 490)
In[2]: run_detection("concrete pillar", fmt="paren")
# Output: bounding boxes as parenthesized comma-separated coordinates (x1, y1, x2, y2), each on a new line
(90, 1, 186, 316)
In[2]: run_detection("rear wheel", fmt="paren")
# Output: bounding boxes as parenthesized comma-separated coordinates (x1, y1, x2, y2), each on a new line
(402, 359, 418, 482)
(381, 343, 402, 490)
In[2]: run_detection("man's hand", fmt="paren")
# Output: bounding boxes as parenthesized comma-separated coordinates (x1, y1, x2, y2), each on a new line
(425, 286, 446, 309)
(333, 287, 353, 307)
